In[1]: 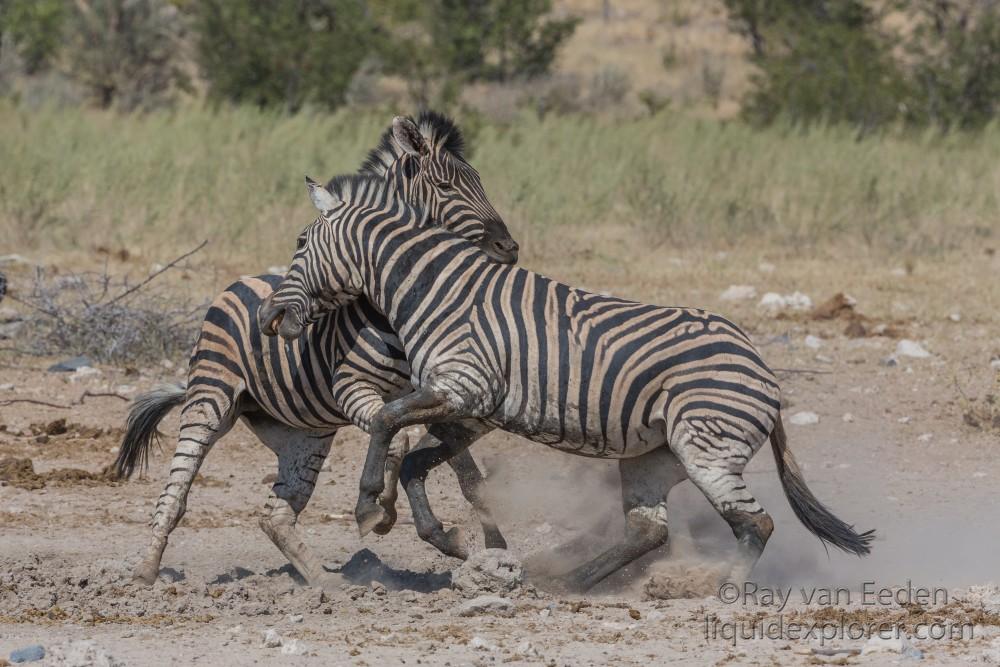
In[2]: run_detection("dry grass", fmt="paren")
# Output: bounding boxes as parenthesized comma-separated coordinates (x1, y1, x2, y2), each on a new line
(2, 104, 998, 275)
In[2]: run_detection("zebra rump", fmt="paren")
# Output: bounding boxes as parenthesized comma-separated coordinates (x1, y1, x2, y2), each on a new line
(115, 383, 187, 479)
(769, 413, 874, 555)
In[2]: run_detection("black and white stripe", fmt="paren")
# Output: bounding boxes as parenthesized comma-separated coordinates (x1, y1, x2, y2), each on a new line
(115, 112, 513, 587)
(263, 175, 875, 591)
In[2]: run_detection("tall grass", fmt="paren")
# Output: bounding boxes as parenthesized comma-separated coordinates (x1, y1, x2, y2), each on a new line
(1, 103, 997, 266)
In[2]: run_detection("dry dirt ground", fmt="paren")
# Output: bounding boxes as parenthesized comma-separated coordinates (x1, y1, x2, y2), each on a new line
(1, 249, 999, 665)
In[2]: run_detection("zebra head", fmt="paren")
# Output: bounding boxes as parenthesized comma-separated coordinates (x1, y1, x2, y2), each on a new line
(364, 112, 518, 264)
(259, 176, 377, 340)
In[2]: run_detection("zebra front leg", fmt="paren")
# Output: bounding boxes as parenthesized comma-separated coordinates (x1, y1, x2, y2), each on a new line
(134, 401, 233, 584)
(399, 424, 479, 559)
(442, 427, 507, 550)
(356, 387, 460, 537)
(542, 447, 686, 593)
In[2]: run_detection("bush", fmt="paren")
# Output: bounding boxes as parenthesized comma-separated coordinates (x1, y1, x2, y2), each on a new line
(726, 0, 908, 130)
(0, 0, 66, 74)
(63, 0, 190, 111)
(194, 0, 372, 112)
(903, 1, 1000, 130)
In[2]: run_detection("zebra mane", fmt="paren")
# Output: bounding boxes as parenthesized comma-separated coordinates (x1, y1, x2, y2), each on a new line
(322, 172, 431, 227)
(359, 110, 466, 177)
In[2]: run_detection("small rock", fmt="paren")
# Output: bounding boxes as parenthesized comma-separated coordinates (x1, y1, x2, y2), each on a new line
(990, 356, 1000, 371)
(0, 383, 13, 391)
(896, 339, 931, 359)
(862, 633, 923, 659)
(788, 411, 820, 426)
(842, 413, 855, 423)
(370, 581, 386, 596)
(47, 356, 93, 373)
(469, 636, 498, 652)
(267, 266, 289, 275)
(262, 628, 283, 648)
(758, 291, 812, 316)
(456, 595, 515, 618)
(719, 285, 757, 301)
(948, 312, 961, 323)
(280, 639, 306, 655)
(515, 640, 540, 658)
(897, 416, 911, 424)
(804, 335, 823, 349)
(452, 549, 523, 595)
(917, 433, 933, 442)
(68, 366, 101, 383)
(9, 645, 45, 663)
(880, 355, 899, 367)
(285, 614, 303, 624)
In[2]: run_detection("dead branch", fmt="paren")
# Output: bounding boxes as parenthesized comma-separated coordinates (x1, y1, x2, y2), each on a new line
(106, 240, 207, 306)
(75, 389, 131, 404)
(0, 398, 70, 409)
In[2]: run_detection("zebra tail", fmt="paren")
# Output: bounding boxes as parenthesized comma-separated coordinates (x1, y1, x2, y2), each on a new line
(115, 383, 187, 479)
(769, 412, 875, 556)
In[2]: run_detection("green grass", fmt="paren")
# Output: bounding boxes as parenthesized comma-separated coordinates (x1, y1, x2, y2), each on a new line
(1, 103, 997, 266)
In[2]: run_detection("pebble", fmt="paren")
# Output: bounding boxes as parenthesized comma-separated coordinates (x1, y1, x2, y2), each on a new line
(788, 411, 820, 426)
(0, 383, 14, 391)
(862, 633, 923, 660)
(842, 413, 855, 423)
(758, 291, 812, 316)
(896, 339, 931, 359)
(470, 636, 498, 652)
(267, 266, 289, 275)
(456, 595, 515, 618)
(948, 312, 961, 322)
(990, 357, 1000, 371)
(286, 614, 303, 624)
(719, 285, 757, 301)
(880, 355, 899, 367)
(804, 335, 823, 349)
(262, 628, 283, 648)
(9, 645, 45, 663)
(516, 640, 540, 658)
(917, 433, 933, 442)
(280, 639, 306, 655)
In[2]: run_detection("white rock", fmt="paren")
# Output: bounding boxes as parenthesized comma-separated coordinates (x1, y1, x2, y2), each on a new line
(974, 471, 988, 479)
(68, 366, 101, 383)
(452, 549, 523, 595)
(469, 636, 498, 652)
(897, 416, 911, 424)
(280, 638, 306, 655)
(757, 291, 812, 316)
(267, 265, 289, 275)
(842, 413, 855, 423)
(286, 613, 303, 623)
(262, 628, 283, 648)
(990, 357, 1000, 371)
(896, 339, 931, 359)
(0, 383, 13, 391)
(789, 411, 820, 426)
(917, 433, 933, 443)
(720, 285, 757, 301)
(457, 595, 515, 618)
(804, 335, 823, 349)
(948, 312, 961, 322)
(515, 641, 540, 658)
(862, 633, 923, 659)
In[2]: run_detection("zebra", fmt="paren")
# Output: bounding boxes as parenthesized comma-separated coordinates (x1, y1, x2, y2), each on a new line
(259, 174, 875, 592)
(114, 112, 518, 588)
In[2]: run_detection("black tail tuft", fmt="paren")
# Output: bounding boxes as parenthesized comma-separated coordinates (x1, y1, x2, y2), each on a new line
(115, 384, 186, 479)
(769, 413, 875, 556)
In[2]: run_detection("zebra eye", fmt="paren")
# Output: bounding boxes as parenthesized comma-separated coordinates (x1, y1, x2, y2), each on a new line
(435, 180, 455, 193)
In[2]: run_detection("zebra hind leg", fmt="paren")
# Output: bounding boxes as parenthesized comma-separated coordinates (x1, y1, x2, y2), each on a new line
(134, 392, 237, 585)
(248, 416, 341, 589)
(541, 447, 686, 593)
(670, 417, 774, 583)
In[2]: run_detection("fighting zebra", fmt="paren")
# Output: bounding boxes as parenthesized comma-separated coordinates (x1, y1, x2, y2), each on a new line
(259, 174, 875, 592)
(115, 112, 518, 588)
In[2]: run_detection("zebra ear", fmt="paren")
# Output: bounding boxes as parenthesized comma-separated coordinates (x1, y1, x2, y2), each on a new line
(305, 176, 340, 212)
(392, 116, 429, 157)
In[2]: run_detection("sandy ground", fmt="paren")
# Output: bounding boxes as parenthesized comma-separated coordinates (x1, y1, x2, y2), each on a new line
(1, 250, 1000, 665)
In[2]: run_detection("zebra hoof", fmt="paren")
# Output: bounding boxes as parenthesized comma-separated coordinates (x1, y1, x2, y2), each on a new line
(442, 526, 469, 560)
(132, 565, 159, 586)
(356, 504, 389, 538)
(372, 507, 397, 536)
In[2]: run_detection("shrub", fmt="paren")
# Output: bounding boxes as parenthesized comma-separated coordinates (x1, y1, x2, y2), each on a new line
(193, 0, 372, 112)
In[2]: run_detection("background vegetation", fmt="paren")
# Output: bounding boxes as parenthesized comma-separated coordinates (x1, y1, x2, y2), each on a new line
(1, 0, 998, 265)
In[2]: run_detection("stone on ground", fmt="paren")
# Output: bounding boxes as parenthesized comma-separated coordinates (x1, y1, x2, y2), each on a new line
(452, 549, 523, 596)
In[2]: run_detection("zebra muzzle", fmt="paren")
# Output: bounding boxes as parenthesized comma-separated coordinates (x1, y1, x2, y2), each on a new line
(258, 299, 304, 339)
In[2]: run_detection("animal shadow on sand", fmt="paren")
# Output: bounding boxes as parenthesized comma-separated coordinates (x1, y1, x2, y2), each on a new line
(336, 548, 451, 593)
